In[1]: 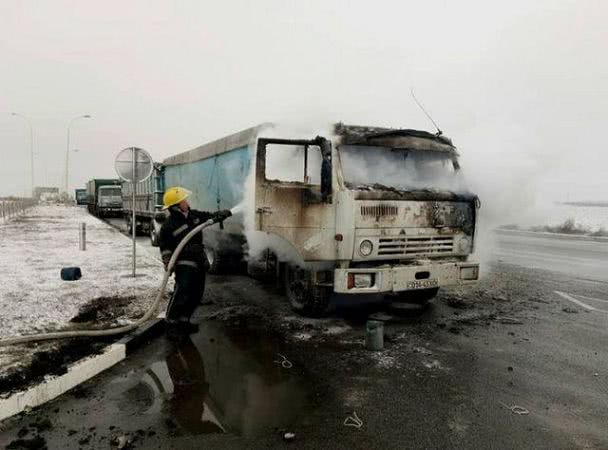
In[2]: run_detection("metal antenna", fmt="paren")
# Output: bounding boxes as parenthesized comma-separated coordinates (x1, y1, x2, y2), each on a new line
(410, 88, 442, 136)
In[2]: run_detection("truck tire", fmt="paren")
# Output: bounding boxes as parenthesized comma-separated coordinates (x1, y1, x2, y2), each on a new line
(205, 247, 222, 275)
(283, 264, 332, 317)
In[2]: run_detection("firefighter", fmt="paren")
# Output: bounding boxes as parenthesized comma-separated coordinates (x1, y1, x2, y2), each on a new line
(159, 186, 231, 336)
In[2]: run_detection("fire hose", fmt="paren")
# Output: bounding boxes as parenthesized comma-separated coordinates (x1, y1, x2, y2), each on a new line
(0, 216, 222, 347)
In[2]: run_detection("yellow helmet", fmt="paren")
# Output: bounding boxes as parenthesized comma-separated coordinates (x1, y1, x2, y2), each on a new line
(163, 186, 192, 209)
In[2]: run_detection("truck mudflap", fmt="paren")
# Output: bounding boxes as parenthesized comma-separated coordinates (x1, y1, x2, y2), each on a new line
(333, 262, 479, 294)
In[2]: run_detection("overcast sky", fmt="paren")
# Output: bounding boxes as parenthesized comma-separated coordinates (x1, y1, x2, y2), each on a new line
(1, 0, 607, 211)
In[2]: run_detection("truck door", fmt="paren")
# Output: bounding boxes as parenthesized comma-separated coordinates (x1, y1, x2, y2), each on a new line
(254, 137, 334, 261)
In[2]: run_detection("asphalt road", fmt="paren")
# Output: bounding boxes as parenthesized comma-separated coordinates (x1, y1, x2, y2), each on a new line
(494, 230, 608, 282)
(2, 231, 607, 449)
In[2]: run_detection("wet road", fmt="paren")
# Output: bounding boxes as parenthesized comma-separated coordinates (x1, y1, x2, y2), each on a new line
(0, 322, 309, 444)
(494, 230, 608, 282)
(1, 231, 608, 449)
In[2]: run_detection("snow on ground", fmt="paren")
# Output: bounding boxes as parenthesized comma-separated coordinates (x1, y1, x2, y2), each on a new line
(0, 205, 167, 341)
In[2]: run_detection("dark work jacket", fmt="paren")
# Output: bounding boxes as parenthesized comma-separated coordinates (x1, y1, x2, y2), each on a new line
(159, 207, 214, 269)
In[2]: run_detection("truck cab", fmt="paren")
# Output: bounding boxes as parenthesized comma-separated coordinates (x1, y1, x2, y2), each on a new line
(254, 124, 480, 316)
(74, 189, 87, 205)
(97, 185, 123, 217)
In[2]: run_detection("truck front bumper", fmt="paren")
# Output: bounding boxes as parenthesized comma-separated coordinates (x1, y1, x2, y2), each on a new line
(333, 261, 479, 294)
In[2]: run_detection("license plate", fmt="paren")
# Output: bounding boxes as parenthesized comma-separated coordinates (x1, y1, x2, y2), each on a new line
(407, 279, 438, 289)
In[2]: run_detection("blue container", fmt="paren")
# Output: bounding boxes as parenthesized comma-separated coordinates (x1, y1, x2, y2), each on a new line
(61, 267, 82, 281)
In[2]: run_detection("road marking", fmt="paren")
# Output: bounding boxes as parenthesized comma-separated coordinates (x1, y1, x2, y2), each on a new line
(496, 249, 599, 266)
(554, 291, 608, 313)
(570, 293, 608, 304)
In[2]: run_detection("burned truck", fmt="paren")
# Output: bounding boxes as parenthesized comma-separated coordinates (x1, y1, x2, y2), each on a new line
(158, 123, 480, 316)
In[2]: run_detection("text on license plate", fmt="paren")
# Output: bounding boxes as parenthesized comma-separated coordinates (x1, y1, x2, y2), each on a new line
(407, 279, 438, 289)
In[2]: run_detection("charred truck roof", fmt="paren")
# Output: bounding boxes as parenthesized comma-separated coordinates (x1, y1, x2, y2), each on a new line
(334, 123, 478, 202)
(334, 123, 458, 156)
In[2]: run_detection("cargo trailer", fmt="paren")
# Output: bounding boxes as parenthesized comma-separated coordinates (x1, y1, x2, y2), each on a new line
(121, 163, 165, 245)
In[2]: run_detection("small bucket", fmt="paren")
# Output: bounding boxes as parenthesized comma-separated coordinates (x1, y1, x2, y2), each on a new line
(61, 267, 82, 281)
(365, 319, 384, 351)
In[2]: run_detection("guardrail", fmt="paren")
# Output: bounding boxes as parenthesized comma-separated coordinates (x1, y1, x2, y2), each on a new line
(0, 199, 37, 222)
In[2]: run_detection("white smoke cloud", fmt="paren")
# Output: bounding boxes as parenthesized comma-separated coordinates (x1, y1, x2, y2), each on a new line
(237, 123, 334, 267)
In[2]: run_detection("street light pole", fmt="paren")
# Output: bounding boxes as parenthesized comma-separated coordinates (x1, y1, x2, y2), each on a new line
(11, 113, 34, 197)
(65, 114, 92, 194)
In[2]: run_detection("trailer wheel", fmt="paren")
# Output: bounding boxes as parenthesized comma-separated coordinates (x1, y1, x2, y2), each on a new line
(205, 247, 222, 274)
(283, 264, 332, 317)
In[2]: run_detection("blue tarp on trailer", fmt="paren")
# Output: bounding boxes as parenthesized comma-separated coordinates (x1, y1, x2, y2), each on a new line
(163, 145, 251, 214)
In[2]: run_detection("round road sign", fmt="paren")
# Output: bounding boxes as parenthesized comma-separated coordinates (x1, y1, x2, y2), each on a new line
(114, 147, 153, 183)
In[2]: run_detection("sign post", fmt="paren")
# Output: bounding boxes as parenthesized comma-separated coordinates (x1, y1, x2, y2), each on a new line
(115, 147, 153, 277)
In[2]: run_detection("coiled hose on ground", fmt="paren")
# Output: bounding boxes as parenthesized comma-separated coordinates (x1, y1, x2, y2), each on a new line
(0, 217, 218, 347)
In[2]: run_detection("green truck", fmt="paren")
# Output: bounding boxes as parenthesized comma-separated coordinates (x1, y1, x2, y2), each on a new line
(86, 178, 122, 218)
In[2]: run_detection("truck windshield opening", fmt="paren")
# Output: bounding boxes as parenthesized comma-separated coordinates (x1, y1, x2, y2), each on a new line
(340, 145, 465, 193)
(101, 188, 122, 197)
(265, 143, 322, 185)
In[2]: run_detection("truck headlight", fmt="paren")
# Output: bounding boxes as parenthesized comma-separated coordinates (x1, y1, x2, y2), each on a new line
(347, 273, 375, 289)
(457, 236, 471, 253)
(359, 240, 373, 257)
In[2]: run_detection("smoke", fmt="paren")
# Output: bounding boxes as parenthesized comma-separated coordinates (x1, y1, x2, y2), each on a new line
(236, 123, 335, 267)
(229, 120, 559, 278)
(340, 145, 470, 194)
(458, 129, 554, 274)
(235, 122, 481, 270)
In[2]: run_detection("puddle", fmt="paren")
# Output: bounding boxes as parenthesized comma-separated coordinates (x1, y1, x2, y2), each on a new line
(108, 322, 309, 437)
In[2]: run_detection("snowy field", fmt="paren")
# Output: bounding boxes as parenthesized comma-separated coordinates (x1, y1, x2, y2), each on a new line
(0, 205, 167, 342)
(535, 203, 608, 231)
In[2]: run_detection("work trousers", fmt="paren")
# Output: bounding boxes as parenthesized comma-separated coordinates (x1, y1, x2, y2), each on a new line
(166, 262, 206, 321)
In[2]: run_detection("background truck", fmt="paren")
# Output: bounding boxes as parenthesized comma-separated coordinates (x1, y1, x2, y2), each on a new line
(86, 178, 122, 218)
(121, 163, 165, 245)
(156, 123, 480, 316)
(74, 188, 87, 205)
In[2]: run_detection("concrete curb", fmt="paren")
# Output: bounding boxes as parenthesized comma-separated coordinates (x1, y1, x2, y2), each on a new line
(495, 228, 608, 243)
(0, 318, 165, 423)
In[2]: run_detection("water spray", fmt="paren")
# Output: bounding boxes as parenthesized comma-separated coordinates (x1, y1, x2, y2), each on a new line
(0, 207, 239, 347)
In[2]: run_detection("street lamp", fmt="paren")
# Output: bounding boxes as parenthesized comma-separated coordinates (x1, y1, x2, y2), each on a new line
(65, 115, 92, 194)
(11, 113, 34, 197)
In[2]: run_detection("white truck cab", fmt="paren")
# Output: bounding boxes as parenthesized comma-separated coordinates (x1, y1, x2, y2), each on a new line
(254, 124, 480, 316)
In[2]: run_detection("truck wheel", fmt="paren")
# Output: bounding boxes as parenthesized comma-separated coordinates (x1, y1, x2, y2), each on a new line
(205, 247, 222, 274)
(283, 264, 332, 317)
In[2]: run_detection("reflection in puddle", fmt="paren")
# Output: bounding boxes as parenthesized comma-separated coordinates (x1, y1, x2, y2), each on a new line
(167, 336, 225, 434)
(115, 322, 308, 437)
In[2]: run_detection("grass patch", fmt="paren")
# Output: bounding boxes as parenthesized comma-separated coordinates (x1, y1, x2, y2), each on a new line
(528, 218, 608, 236)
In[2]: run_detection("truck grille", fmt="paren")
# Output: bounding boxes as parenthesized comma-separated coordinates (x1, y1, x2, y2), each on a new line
(378, 235, 454, 256)
(361, 205, 398, 218)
